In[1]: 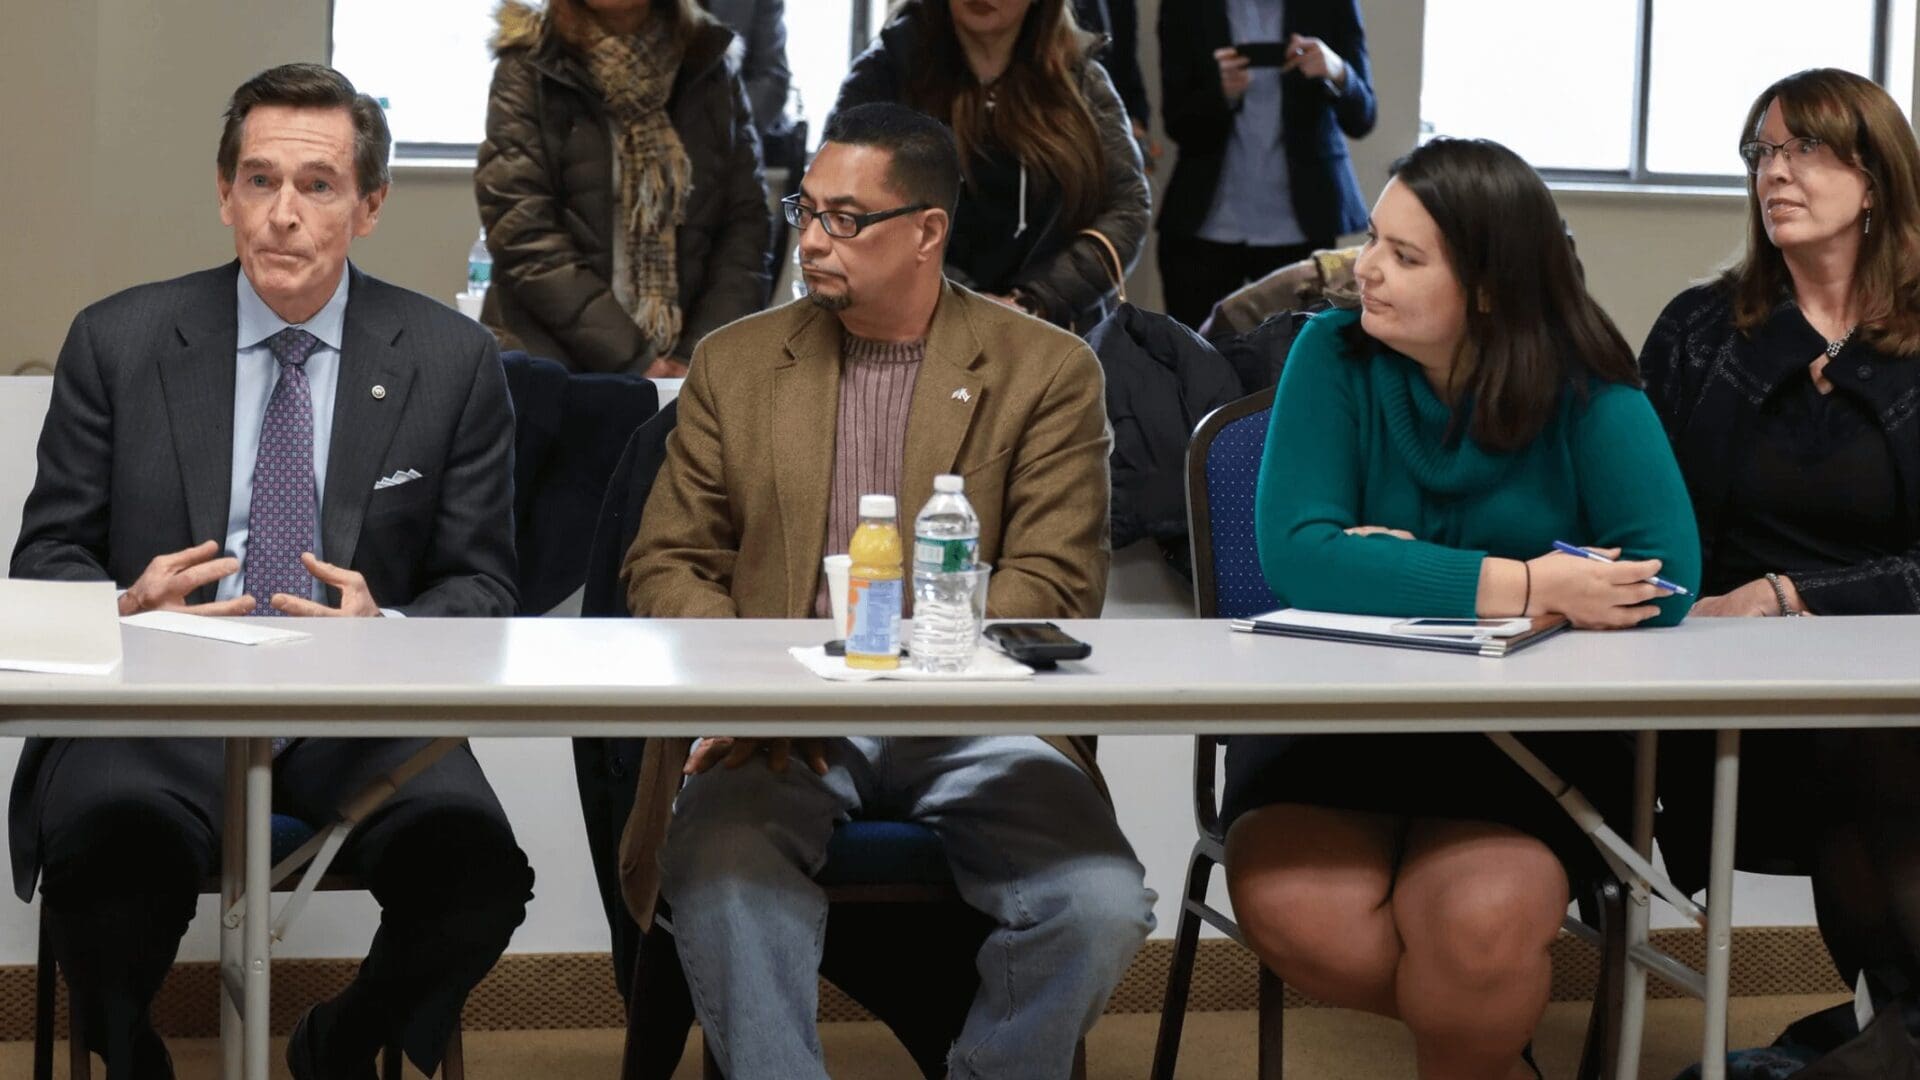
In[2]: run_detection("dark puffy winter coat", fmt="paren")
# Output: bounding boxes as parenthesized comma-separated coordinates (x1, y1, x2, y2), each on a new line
(476, 1, 771, 373)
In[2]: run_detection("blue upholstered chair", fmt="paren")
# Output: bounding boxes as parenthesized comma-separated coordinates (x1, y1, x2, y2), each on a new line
(36, 813, 464, 1080)
(1149, 386, 1286, 1080)
(1150, 385, 1629, 1080)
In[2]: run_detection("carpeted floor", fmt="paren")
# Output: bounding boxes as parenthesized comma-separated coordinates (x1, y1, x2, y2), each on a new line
(0, 994, 1848, 1078)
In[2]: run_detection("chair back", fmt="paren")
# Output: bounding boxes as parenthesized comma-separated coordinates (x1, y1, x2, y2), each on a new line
(582, 400, 680, 617)
(1183, 385, 1279, 844)
(1186, 386, 1280, 619)
(500, 351, 659, 614)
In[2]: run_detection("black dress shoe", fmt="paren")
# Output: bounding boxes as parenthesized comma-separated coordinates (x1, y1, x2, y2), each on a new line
(286, 1004, 377, 1080)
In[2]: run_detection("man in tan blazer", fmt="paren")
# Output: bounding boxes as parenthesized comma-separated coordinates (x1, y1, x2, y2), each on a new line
(617, 103, 1154, 1080)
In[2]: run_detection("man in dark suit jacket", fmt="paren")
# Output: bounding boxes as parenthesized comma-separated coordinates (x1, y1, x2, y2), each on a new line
(1156, 0, 1376, 328)
(9, 64, 532, 1080)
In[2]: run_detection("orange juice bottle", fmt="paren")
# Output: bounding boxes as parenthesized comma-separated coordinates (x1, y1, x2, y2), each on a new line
(845, 494, 903, 670)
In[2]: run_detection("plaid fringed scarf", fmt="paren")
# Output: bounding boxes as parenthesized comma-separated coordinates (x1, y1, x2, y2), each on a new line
(580, 17, 692, 359)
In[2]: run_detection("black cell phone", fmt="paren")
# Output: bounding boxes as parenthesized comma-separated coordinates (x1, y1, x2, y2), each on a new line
(1234, 41, 1290, 68)
(982, 622, 1092, 669)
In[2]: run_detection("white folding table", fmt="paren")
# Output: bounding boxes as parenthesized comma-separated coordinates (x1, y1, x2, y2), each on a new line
(4, 614, 1918, 1080)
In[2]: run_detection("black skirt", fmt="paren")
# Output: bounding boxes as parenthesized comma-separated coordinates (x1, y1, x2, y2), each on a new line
(1222, 732, 1637, 886)
(1656, 729, 1920, 896)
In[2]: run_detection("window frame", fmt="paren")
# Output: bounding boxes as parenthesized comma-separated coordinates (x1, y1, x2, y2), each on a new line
(324, 0, 490, 162)
(1531, 0, 1896, 189)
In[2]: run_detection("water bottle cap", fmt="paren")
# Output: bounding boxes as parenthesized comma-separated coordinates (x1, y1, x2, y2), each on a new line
(859, 494, 896, 518)
(933, 474, 963, 493)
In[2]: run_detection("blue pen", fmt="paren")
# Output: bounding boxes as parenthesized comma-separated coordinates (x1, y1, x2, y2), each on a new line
(1551, 541, 1691, 596)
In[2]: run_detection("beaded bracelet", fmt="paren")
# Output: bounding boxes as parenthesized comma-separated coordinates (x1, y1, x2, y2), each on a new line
(1763, 572, 1800, 617)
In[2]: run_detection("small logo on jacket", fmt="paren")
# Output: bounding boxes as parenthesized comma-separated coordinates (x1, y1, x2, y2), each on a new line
(951, 388, 972, 403)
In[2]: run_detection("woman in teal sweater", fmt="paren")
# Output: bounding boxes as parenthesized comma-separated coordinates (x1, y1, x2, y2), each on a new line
(1223, 138, 1700, 1080)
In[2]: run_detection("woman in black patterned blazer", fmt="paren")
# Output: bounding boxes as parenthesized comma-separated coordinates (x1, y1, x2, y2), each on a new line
(1642, 68, 1920, 1010)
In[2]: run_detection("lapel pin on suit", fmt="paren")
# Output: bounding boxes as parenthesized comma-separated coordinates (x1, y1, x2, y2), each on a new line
(371, 384, 386, 399)
(951, 387, 971, 403)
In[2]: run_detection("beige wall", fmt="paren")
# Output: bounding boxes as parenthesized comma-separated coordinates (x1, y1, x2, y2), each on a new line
(1, 1, 1909, 368)
(3, 0, 327, 373)
(2, 1, 98, 374)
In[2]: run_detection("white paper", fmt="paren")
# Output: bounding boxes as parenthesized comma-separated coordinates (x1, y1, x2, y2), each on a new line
(788, 645, 1033, 682)
(121, 610, 310, 646)
(0, 579, 123, 675)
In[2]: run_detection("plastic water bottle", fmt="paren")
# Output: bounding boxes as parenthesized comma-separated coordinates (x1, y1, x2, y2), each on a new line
(466, 228, 492, 299)
(910, 475, 982, 672)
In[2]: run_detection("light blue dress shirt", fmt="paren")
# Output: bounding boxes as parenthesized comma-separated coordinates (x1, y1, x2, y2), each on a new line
(214, 269, 346, 603)
(1196, 0, 1309, 247)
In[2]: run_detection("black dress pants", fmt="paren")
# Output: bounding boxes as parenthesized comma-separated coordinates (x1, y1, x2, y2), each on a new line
(1157, 232, 1330, 331)
(31, 737, 533, 1078)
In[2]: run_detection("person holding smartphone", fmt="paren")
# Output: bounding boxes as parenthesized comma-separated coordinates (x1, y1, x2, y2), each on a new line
(1156, 0, 1375, 329)
(1226, 138, 1699, 1080)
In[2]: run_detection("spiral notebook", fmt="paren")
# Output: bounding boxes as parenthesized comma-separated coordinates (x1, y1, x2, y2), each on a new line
(1229, 608, 1570, 658)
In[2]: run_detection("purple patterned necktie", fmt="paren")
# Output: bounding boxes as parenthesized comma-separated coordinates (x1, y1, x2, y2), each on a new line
(244, 327, 322, 618)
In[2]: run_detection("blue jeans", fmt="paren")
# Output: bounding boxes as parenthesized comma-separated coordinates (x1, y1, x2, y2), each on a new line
(660, 736, 1156, 1080)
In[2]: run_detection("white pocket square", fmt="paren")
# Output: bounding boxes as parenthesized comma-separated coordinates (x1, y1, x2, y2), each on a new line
(373, 468, 422, 491)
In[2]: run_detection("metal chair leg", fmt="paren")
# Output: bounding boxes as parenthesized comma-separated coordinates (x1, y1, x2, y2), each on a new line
(1578, 880, 1628, 1080)
(64, 929, 90, 1080)
(33, 913, 55, 1080)
(1257, 964, 1286, 1080)
(442, 1026, 465, 1079)
(1150, 845, 1215, 1080)
(34, 911, 91, 1080)
(71, 1014, 91, 1080)
(382, 1042, 404, 1080)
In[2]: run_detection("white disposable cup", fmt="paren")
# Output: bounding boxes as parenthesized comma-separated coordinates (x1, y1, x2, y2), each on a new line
(822, 554, 852, 638)
(454, 291, 485, 320)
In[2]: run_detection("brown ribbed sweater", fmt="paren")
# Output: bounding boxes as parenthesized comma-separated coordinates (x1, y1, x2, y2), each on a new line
(813, 334, 926, 616)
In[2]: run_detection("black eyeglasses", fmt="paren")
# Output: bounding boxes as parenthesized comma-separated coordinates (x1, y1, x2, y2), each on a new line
(1739, 136, 1831, 174)
(781, 194, 930, 239)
